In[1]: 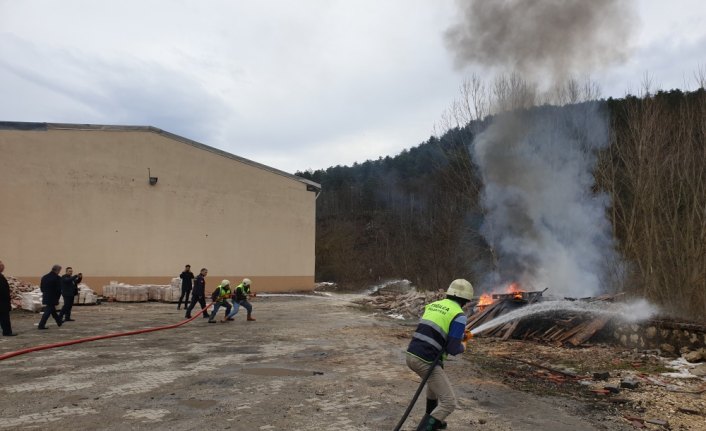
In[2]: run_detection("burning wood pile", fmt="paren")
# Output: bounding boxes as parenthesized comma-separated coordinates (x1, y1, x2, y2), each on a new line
(468, 283, 620, 347)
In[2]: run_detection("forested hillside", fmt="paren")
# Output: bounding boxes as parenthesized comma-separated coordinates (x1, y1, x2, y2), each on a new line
(297, 88, 706, 320)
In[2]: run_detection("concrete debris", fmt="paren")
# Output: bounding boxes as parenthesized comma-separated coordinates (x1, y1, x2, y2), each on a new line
(593, 371, 611, 380)
(9, 278, 98, 313)
(6, 275, 37, 310)
(620, 376, 640, 389)
(683, 348, 705, 363)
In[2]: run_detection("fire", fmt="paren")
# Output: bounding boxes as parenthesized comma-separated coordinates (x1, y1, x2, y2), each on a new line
(507, 282, 524, 300)
(478, 293, 493, 307)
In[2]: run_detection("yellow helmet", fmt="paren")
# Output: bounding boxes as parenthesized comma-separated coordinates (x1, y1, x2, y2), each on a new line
(447, 279, 474, 300)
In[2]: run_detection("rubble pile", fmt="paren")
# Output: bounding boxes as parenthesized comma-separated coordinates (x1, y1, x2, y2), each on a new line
(472, 338, 706, 430)
(353, 289, 446, 319)
(6, 275, 99, 312)
(102, 278, 181, 303)
(6, 276, 36, 310)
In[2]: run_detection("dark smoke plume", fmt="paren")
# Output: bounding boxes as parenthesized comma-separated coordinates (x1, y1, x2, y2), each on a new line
(445, 0, 635, 81)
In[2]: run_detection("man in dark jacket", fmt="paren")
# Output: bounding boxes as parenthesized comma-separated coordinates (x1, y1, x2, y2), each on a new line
(58, 267, 82, 322)
(0, 259, 17, 336)
(38, 264, 63, 329)
(177, 264, 194, 310)
(185, 268, 209, 319)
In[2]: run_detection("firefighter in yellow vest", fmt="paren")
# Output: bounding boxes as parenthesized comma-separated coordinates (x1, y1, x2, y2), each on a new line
(224, 278, 256, 322)
(208, 280, 232, 323)
(406, 279, 473, 431)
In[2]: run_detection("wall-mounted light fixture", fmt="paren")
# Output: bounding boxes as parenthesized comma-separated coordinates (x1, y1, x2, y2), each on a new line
(148, 168, 158, 186)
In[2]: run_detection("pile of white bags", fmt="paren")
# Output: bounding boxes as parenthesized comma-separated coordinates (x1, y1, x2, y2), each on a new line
(20, 289, 45, 313)
(102, 279, 181, 303)
(19, 282, 99, 312)
(103, 282, 149, 302)
(76, 283, 99, 305)
(145, 281, 181, 302)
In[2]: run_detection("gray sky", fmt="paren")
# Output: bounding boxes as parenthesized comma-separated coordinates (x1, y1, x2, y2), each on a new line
(1, 1, 705, 174)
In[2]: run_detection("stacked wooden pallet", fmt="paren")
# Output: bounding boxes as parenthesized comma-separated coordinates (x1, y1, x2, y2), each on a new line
(467, 294, 618, 346)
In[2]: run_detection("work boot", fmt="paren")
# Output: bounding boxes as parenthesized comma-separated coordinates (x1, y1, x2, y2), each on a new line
(3, 332, 18, 336)
(416, 414, 443, 431)
(208, 319, 216, 323)
(425, 399, 447, 429)
(247, 315, 256, 321)
(65, 318, 75, 322)
(185, 314, 191, 319)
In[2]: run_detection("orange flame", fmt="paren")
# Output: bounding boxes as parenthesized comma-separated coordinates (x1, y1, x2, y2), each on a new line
(507, 282, 524, 300)
(478, 293, 493, 307)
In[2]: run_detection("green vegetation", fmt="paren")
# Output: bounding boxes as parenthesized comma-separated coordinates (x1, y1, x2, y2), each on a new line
(298, 88, 706, 321)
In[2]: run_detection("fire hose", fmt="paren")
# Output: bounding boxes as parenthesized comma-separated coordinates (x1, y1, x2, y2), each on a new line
(392, 348, 443, 431)
(392, 330, 473, 431)
(0, 302, 216, 362)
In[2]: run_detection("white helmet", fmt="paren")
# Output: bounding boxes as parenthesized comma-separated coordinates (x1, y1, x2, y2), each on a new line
(447, 279, 474, 300)
(242, 278, 251, 287)
(221, 279, 230, 287)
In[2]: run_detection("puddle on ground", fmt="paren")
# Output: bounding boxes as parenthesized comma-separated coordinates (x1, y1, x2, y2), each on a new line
(239, 367, 323, 377)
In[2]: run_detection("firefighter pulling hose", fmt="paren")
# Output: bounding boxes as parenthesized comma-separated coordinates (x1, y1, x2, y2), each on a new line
(394, 279, 475, 431)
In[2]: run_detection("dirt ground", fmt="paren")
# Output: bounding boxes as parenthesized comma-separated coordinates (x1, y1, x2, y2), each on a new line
(0, 294, 701, 430)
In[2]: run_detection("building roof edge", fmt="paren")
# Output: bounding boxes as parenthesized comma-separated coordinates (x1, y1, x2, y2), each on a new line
(0, 121, 321, 191)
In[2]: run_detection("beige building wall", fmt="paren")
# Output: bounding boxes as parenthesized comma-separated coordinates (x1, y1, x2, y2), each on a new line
(0, 123, 319, 294)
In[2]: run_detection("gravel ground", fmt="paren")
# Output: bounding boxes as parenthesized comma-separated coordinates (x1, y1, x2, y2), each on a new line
(0, 295, 657, 430)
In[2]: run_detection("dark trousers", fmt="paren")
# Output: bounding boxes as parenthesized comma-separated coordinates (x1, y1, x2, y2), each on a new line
(185, 294, 208, 318)
(1, 310, 12, 335)
(58, 294, 75, 320)
(177, 287, 191, 309)
(39, 303, 62, 327)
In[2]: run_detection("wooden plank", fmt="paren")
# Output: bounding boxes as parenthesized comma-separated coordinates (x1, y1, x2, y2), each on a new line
(566, 317, 610, 346)
(501, 320, 520, 341)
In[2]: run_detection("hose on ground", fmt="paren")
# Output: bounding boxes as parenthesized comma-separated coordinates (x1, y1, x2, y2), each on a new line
(392, 350, 443, 431)
(0, 302, 215, 362)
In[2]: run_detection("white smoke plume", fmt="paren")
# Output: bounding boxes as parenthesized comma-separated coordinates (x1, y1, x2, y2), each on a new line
(472, 104, 615, 297)
(444, 0, 638, 297)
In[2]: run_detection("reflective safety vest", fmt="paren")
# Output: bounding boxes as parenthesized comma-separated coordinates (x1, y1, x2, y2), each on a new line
(215, 285, 231, 302)
(235, 283, 250, 301)
(406, 298, 464, 363)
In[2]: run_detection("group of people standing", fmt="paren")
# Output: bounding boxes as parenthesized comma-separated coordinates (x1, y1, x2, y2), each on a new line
(37, 264, 83, 330)
(176, 265, 256, 323)
(0, 260, 83, 336)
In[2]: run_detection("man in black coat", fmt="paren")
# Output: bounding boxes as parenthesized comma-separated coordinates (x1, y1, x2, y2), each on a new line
(38, 264, 63, 329)
(177, 264, 194, 310)
(0, 259, 17, 336)
(185, 268, 210, 319)
(58, 267, 82, 322)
